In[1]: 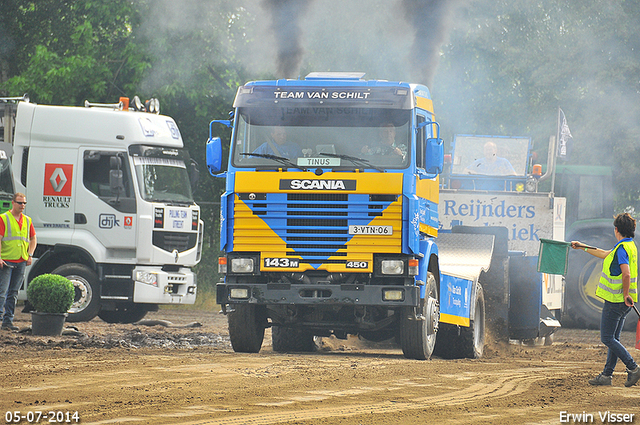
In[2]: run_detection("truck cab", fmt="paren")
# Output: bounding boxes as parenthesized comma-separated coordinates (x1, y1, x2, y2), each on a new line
(6, 99, 203, 323)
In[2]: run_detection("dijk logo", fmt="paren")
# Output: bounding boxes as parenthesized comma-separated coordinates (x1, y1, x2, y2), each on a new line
(44, 164, 73, 196)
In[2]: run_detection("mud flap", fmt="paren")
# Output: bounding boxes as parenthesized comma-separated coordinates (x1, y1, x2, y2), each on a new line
(508, 255, 542, 340)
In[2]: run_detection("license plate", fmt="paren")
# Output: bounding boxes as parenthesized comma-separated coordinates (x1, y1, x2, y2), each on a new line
(264, 258, 300, 268)
(348, 225, 393, 235)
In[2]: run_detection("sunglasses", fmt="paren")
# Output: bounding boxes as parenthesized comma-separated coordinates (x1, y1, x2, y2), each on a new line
(13, 201, 27, 205)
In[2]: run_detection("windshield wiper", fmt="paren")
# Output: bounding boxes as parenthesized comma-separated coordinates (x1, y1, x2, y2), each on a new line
(148, 198, 193, 206)
(240, 152, 307, 171)
(319, 153, 384, 172)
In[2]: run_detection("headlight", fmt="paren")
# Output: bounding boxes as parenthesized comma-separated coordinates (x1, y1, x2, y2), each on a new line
(381, 260, 404, 275)
(231, 258, 255, 273)
(135, 271, 158, 286)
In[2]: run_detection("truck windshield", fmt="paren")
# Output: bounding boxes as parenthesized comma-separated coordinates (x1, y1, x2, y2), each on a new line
(129, 145, 194, 204)
(0, 155, 14, 199)
(451, 135, 530, 177)
(231, 107, 411, 169)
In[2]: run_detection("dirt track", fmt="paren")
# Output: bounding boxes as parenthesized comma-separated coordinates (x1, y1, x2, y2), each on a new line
(1, 308, 639, 425)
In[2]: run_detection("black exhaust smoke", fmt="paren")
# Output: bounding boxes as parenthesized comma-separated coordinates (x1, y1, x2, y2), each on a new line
(262, 0, 315, 78)
(401, 0, 463, 86)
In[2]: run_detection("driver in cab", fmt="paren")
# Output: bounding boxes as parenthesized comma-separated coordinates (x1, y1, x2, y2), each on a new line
(253, 126, 302, 160)
(361, 123, 406, 160)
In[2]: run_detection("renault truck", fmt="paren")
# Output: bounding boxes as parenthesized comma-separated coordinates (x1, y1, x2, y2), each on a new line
(1, 98, 203, 323)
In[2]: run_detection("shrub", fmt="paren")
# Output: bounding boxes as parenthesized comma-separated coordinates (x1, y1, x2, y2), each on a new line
(26, 274, 74, 314)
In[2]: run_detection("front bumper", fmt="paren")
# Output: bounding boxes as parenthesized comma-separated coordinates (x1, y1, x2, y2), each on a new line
(216, 282, 420, 307)
(133, 266, 197, 304)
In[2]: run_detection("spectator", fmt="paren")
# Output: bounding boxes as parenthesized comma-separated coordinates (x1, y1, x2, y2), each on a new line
(0, 193, 37, 331)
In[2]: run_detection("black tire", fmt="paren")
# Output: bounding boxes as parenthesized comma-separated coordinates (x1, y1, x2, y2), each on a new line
(400, 272, 439, 360)
(564, 234, 618, 330)
(51, 263, 100, 322)
(434, 283, 485, 359)
(98, 304, 150, 324)
(228, 304, 267, 353)
(459, 283, 485, 359)
(272, 326, 316, 352)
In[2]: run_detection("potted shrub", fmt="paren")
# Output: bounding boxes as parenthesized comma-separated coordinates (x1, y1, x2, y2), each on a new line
(26, 274, 74, 336)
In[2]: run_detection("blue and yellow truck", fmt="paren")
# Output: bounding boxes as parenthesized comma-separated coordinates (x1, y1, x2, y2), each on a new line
(206, 72, 559, 359)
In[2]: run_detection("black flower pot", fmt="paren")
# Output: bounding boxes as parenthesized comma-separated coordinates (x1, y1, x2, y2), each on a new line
(31, 312, 67, 336)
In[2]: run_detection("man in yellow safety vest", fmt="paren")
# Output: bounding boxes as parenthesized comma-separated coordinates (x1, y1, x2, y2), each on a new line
(0, 193, 37, 331)
(572, 212, 639, 387)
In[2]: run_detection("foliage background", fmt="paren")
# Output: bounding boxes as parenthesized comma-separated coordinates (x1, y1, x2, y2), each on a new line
(2, 0, 640, 295)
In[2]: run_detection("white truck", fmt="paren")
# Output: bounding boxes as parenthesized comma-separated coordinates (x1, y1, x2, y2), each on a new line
(1, 98, 203, 323)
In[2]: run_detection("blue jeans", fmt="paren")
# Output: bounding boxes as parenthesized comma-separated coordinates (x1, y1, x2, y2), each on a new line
(601, 300, 638, 376)
(0, 261, 26, 326)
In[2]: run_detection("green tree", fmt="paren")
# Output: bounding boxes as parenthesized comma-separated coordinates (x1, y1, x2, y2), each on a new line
(0, 0, 146, 103)
(433, 0, 640, 210)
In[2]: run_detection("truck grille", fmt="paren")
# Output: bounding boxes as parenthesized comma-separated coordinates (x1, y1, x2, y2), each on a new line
(233, 193, 402, 267)
(152, 231, 197, 253)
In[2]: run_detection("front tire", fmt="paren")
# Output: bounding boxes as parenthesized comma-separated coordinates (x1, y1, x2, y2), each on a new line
(228, 304, 267, 353)
(51, 264, 101, 322)
(272, 326, 316, 352)
(400, 272, 439, 360)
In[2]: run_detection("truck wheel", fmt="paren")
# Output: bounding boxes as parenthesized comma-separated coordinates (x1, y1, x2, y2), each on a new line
(52, 264, 100, 322)
(272, 326, 316, 352)
(228, 304, 267, 353)
(98, 304, 149, 324)
(400, 272, 439, 360)
(459, 283, 485, 359)
(564, 234, 617, 330)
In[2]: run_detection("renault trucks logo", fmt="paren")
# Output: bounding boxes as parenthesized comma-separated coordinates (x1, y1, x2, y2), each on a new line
(280, 179, 356, 190)
(43, 164, 73, 208)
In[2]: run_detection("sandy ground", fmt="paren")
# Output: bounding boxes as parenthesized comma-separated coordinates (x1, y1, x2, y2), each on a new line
(1, 308, 639, 425)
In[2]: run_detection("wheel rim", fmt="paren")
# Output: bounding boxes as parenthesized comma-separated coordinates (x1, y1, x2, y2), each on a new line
(577, 257, 604, 313)
(66, 275, 93, 313)
(425, 272, 439, 349)
(426, 297, 439, 335)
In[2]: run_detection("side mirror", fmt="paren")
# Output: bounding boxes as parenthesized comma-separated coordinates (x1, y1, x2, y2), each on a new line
(109, 155, 124, 195)
(425, 137, 444, 174)
(206, 137, 223, 174)
(189, 159, 200, 191)
(109, 169, 124, 195)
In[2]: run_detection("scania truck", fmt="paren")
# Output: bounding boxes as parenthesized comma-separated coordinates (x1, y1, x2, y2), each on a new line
(1, 97, 203, 323)
(206, 72, 563, 358)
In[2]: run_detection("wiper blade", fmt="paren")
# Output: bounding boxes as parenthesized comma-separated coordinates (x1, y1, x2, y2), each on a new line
(149, 199, 193, 206)
(240, 152, 307, 171)
(319, 153, 384, 172)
